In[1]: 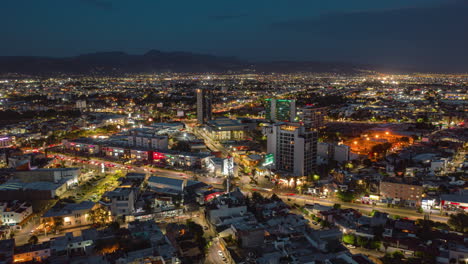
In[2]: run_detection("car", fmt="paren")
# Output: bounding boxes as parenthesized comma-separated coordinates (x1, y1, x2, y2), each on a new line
(312, 222, 317, 225)
(218, 250, 223, 256)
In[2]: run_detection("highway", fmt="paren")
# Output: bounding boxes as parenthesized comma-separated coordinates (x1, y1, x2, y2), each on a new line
(282, 194, 448, 222)
(51, 153, 191, 180)
(50, 149, 450, 224)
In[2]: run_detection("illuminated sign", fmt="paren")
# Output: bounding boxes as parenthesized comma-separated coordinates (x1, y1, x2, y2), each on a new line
(153, 152, 166, 160)
(263, 153, 274, 166)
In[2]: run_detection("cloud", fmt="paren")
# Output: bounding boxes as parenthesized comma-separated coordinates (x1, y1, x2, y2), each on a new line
(271, 2, 468, 38)
(208, 14, 249, 21)
(79, 0, 113, 10)
(268, 1, 468, 71)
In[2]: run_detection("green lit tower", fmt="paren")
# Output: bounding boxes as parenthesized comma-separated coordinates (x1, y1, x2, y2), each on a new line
(265, 98, 296, 122)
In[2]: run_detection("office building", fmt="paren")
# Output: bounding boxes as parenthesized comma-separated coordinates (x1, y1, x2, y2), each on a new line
(266, 123, 317, 176)
(300, 106, 327, 129)
(265, 99, 296, 122)
(317, 142, 350, 164)
(196, 88, 212, 124)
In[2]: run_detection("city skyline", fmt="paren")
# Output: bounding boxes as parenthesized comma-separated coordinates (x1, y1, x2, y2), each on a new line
(0, 1, 466, 263)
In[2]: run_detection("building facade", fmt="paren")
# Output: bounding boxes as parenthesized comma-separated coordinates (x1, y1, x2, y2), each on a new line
(265, 99, 296, 122)
(300, 106, 327, 130)
(102, 187, 136, 217)
(0, 201, 33, 226)
(380, 181, 423, 207)
(266, 123, 317, 176)
(196, 88, 212, 124)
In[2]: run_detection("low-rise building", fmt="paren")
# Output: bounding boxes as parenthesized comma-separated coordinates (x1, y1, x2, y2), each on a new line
(13, 242, 51, 263)
(101, 187, 137, 217)
(42, 201, 97, 229)
(205, 118, 248, 141)
(380, 180, 423, 207)
(0, 201, 33, 227)
(0, 179, 68, 200)
(13, 167, 80, 187)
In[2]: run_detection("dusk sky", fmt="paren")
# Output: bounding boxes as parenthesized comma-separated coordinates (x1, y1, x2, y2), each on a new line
(2, 0, 467, 71)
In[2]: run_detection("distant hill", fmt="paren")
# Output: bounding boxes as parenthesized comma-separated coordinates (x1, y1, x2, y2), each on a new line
(0, 49, 373, 75)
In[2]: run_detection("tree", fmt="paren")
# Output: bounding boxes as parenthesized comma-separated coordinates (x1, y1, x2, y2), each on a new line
(400, 137, 410, 143)
(342, 234, 355, 245)
(371, 143, 392, 155)
(392, 251, 404, 260)
(333, 203, 341, 210)
(251, 192, 264, 204)
(270, 194, 281, 202)
(336, 191, 355, 202)
(356, 236, 368, 247)
(186, 220, 207, 250)
(51, 217, 64, 233)
(108, 221, 120, 231)
(28, 235, 39, 245)
(447, 213, 468, 233)
(88, 207, 109, 226)
(369, 240, 381, 250)
(363, 159, 372, 167)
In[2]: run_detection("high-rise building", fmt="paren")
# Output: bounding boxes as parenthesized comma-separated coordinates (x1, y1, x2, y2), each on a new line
(266, 123, 317, 176)
(265, 99, 296, 122)
(197, 88, 212, 124)
(300, 106, 327, 129)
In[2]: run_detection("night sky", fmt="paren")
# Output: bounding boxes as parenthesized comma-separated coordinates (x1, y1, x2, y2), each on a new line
(1, 0, 467, 71)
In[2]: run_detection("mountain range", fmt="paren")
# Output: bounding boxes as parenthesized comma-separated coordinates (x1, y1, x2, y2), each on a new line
(0, 50, 406, 75)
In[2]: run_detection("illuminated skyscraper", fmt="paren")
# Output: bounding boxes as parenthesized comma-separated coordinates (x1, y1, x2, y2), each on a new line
(197, 88, 212, 124)
(300, 105, 327, 130)
(266, 123, 317, 176)
(265, 99, 296, 122)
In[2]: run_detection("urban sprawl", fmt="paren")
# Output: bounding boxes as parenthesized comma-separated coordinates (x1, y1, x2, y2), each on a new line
(0, 73, 466, 264)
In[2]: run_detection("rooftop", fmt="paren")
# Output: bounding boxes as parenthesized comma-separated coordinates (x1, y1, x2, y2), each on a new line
(43, 201, 95, 218)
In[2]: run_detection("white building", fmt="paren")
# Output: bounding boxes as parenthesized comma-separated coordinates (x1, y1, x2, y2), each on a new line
(101, 187, 136, 217)
(128, 135, 168, 150)
(430, 158, 449, 174)
(266, 123, 317, 176)
(0, 201, 33, 226)
(318, 142, 350, 164)
(206, 157, 237, 177)
(42, 201, 96, 228)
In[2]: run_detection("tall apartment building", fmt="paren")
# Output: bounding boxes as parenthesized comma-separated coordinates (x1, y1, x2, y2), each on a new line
(128, 134, 168, 150)
(265, 99, 296, 122)
(266, 123, 317, 176)
(196, 88, 212, 124)
(300, 106, 327, 129)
